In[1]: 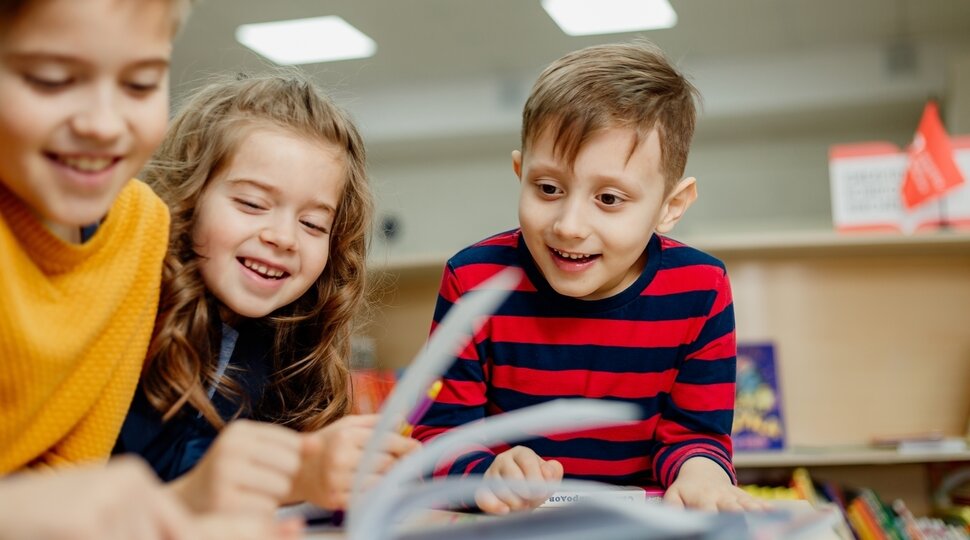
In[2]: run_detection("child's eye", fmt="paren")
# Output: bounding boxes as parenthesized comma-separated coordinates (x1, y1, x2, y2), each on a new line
(598, 193, 623, 206)
(24, 74, 72, 90)
(123, 66, 166, 96)
(537, 183, 561, 196)
(124, 81, 160, 95)
(300, 220, 329, 234)
(233, 198, 265, 211)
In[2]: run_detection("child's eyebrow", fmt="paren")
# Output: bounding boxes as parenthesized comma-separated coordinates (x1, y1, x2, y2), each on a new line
(228, 178, 336, 214)
(589, 172, 636, 188)
(526, 160, 566, 177)
(2, 51, 170, 70)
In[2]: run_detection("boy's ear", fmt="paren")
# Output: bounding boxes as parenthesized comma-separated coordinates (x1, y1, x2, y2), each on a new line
(656, 177, 697, 234)
(512, 150, 523, 181)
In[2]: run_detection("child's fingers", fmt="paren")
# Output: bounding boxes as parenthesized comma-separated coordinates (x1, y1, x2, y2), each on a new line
(541, 459, 564, 480)
(367, 452, 398, 475)
(474, 488, 510, 515)
(717, 499, 744, 512)
(143, 483, 195, 540)
(695, 499, 718, 512)
(231, 420, 303, 452)
(274, 517, 307, 540)
(662, 489, 685, 509)
(488, 468, 528, 511)
(738, 494, 771, 512)
(249, 445, 302, 479)
(528, 460, 563, 504)
(380, 433, 421, 456)
(221, 488, 281, 516)
(223, 422, 302, 476)
(232, 463, 294, 501)
(511, 453, 546, 500)
(300, 431, 324, 457)
(513, 452, 544, 480)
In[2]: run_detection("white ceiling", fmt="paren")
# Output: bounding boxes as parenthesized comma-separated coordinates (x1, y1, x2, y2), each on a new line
(171, 0, 970, 153)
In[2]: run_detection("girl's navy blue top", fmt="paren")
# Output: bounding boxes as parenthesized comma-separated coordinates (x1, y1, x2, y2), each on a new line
(113, 321, 273, 481)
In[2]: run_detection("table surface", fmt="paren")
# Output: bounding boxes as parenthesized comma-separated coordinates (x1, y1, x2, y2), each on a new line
(305, 500, 845, 540)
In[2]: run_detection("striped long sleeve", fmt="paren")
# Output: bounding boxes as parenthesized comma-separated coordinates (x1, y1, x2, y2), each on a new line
(411, 229, 737, 488)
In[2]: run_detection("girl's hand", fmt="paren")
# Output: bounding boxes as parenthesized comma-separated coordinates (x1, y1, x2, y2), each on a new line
(291, 414, 421, 510)
(170, 419, 303, 516)
(663, 457, 769, 512)
(475, 446, 563, 514)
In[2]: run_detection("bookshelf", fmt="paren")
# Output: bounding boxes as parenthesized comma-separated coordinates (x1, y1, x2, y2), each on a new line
(735, 447, 970, 468)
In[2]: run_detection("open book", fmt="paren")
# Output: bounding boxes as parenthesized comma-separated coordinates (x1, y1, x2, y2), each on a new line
(291, 268, 841, 539)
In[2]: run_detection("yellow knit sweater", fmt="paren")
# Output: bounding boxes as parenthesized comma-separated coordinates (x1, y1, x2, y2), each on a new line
(0, 180, 169, 473)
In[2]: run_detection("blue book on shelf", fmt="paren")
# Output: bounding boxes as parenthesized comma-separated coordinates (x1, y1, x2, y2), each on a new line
(732, 342, 786, 451)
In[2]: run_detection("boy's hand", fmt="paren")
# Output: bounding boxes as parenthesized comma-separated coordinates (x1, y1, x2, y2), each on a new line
(0, 457, 196, 540)
(0, 453, 304, 540)
(170, 419, 303, 516)
(474, 446, 563, 514)
(292, 414, 421, 510)
(663, 457, 769, 512)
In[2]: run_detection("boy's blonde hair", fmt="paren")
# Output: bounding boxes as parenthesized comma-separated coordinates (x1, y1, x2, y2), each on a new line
(142, 71, 372, 431)
(521, 40, 699, 190)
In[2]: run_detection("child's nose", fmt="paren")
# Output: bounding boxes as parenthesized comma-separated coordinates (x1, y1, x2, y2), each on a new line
(259, 221, 298, 251)
(552, 200, 590, 239)
(70, 87, 125, 143)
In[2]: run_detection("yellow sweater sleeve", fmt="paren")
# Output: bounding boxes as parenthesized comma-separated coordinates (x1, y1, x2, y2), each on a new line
(0, 179, 170, 473)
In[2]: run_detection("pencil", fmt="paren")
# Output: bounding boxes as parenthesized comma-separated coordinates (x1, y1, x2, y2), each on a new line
(400, 380, 443, 436)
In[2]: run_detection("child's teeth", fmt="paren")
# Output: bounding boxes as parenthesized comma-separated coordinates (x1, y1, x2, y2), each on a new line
(556, 249, 587, 260)
(61, 156, 112, 172)
(243, 258, 285, 279)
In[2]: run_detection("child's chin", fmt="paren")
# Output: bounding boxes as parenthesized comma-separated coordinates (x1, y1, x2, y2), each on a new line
(224, 302, 276, 320)
(48, 197, 115, 228)
(548, 280, 594, 300)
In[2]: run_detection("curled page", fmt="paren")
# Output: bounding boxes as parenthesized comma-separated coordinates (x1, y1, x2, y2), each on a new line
(350, 267, 523, 506)
(348, 399, 640, 539)
(385, 477, 710, 540)
(364, 476, 841, 540)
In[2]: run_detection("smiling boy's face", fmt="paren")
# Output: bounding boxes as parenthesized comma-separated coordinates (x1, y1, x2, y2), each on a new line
(515, 126, 696, 301)
(0, 0, 174, 241)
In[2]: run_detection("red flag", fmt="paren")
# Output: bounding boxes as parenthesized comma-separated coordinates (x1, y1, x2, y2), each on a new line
(901, 101, 965, 210)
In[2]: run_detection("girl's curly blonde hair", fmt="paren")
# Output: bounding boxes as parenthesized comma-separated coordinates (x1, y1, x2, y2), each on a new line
(142, 71, 372, 431)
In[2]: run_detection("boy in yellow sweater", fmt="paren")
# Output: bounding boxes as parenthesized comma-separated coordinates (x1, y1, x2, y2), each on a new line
(0, 0, 298, 538)
(0, 0, 171, 474)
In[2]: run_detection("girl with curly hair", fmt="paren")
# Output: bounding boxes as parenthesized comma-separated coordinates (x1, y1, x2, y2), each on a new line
(114, 71, 417, 517)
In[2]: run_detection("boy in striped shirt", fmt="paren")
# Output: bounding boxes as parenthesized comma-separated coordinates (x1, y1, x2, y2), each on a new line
(412, 41, 765, 514)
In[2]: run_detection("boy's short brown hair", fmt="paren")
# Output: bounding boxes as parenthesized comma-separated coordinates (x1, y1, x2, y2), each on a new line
(521, 40, 699, 190)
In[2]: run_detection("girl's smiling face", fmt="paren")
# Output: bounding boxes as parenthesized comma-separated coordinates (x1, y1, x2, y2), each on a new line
(192, 126, 346, 319)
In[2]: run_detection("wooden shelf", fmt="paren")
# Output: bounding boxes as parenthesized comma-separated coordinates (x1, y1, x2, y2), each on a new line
(368, 252, 450, 277)
(689, 229, 970, 258)
(367, 229, 970, 275)
(735, 446, 970, 468)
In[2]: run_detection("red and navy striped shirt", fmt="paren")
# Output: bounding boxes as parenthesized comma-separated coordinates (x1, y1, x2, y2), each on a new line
(411, 229, 737, 488)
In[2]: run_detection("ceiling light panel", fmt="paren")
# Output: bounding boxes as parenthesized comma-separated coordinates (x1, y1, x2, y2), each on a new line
(541, 0, 677, 36)
(236, 16, 376, 65)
